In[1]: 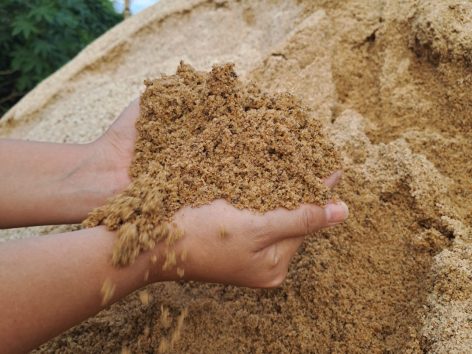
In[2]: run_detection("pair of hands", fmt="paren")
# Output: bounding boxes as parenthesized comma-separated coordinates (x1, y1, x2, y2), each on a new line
(0, 98, 348, 354)
(97, 100, 348, 288)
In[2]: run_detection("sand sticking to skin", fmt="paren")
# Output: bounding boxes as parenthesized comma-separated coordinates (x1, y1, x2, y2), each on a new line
(0, 0, 470, 352)
(83, 62, 339, 266)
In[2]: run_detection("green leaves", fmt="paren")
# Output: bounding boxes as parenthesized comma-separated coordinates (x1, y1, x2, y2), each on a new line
(1, 0, 123, 115)
(32, 40, 52, 57)
(12, 16, 38, 39)
(28, 3, 55, 22)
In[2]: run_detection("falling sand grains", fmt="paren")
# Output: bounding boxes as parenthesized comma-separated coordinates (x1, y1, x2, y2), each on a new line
(162, 250, 176, 271)
(176, 267, 185, 278)
(120, 346, 130, 354)
(218, 226, 227, 239)
(83, 62, 340, 267)
(158, 338, 169, 354)
(100, 278, 116, 306)
(170, 308, 188, 347)
(160, 306, 172, 329)
(138, 290, 151, 306)
(158, 308, 188, 354)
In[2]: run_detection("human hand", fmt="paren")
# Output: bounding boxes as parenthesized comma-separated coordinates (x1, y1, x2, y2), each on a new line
(151, 173, 347, 288)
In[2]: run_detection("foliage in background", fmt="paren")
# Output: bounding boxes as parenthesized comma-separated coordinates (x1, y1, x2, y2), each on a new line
(0, 0, 122, 116)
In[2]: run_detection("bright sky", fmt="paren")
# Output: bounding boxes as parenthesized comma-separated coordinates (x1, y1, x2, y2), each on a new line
(114, 0, 160, 14)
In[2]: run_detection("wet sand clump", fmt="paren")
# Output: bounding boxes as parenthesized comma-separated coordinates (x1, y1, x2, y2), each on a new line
(83, 62, 340, 266)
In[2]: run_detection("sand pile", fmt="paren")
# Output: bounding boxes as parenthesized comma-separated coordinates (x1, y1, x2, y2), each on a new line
(1, 0, 471, 352)
(83, 62, 339, 266)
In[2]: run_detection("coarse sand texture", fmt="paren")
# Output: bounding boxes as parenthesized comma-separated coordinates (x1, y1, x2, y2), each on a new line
(83, 62, 339, 266)
(1, 0, 471, 353)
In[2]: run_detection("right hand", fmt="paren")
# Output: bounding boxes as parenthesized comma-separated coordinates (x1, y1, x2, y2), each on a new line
(151, 171, 348, 288)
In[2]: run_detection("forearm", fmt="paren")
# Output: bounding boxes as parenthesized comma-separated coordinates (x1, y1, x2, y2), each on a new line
(0, 139, 124, 228)
(0, 226, 172, 353)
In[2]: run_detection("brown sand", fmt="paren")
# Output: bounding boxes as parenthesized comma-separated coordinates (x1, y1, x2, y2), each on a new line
(1, 0, 471, 352)
(83, 62, 339, 266)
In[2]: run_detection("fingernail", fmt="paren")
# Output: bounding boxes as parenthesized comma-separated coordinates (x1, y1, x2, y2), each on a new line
(325, 201, 349, 225)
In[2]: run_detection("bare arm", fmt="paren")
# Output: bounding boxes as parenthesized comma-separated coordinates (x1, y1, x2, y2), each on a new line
(0, 100, 138, 229)
(0, 226, 156, 353)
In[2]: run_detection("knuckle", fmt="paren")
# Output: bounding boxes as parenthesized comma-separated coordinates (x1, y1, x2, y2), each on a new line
(300, 206, 315, 235)
(300, 206, 323, 235)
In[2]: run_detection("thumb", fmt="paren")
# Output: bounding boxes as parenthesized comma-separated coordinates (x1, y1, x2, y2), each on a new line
(257, 201, 349, 246)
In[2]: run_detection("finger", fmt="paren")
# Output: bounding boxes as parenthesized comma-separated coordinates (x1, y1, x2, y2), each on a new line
(256, 201, 348, 247)
(323, 170, 342, 189)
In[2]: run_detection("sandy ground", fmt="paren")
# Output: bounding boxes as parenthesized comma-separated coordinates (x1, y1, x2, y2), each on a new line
(1, 0, 471, 352)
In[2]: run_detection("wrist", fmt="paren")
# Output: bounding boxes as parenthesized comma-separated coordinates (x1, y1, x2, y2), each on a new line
(62, 140, 130, 223)
(85, 138, 131, 197)
(145, 240, 186, 284)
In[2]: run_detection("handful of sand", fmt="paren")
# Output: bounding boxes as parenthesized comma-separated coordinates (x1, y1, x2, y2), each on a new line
(83, 62, 340, 265)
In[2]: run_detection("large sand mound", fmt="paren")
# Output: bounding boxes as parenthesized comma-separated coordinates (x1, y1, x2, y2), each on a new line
(1, 0, 471, 352)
